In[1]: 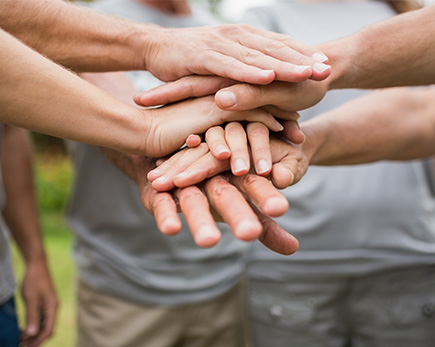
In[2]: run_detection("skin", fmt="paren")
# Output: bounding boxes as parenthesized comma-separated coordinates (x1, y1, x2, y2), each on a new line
(0, 0, 330, 83)
(134, 4, 435, 108)
(0, 28, 296, 158)
(1, 125, 58, 347)
(80, 70, 297, 255)
(147, 87, 435, 191)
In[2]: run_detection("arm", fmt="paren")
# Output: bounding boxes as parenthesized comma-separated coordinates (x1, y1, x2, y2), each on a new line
(1, 125, 58, 347)
(136, 4, 435, 112)
(299, 87, 435, 165)
(146, 87, 435, 191)
(0, 29, 290, 158)
(0, 0, 329, 83)
(322, 4, 435, 90)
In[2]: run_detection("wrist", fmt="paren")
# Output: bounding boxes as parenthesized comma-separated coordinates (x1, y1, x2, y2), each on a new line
(131, 23, 165, 72)
(317, 34, 361, 91)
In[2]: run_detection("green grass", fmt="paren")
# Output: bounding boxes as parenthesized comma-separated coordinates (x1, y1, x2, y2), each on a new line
(11, 153, 76, 347)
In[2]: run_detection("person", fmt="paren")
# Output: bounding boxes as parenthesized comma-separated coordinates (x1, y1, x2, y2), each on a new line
(0, 124, 58, 347)
(141, 1, 435, 346)
(65, 2, 297, 347)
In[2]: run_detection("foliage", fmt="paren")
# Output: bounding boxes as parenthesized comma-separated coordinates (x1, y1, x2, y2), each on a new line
(34, 153, 73, 212)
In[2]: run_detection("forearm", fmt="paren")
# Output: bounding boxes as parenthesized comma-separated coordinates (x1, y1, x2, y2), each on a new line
(1, 126, 46, 264)
(302, 87, 435, 165)
(0, 0, 155, 72)
(320, 5, 435, 90)
(0, 29, 148, 155)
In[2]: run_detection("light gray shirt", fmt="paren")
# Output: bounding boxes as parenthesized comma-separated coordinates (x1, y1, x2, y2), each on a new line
(67, 0, 250, 306)
(245, 1, 435, 280)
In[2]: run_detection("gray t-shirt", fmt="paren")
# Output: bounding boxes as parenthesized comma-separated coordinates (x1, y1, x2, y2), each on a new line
(67, 0, 250, 306)
(245, 1, 435, 280)
(0, 124, 16, 305)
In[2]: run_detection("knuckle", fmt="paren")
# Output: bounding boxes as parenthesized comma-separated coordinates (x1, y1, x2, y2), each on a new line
(248, 123, 269, 138)
(263, 40, 287, 56)
(218, 24, 242, 35)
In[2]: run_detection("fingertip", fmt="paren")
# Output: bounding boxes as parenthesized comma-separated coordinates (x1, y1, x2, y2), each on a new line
(271, 165, 294, 189)
(215, 90, 237, 109)
(311, 63, 331, 80)
(232, 159, 249, 176)
(159, 218, 182, 236)
(256, 159, 271, 176)
(194, 226, 221, 247)
(234, 220, 262, 241)
(213, 144, 231, 160)
(312, 52, 329, 63)
(262, 196, 289, 217)
(26, 325, 38, 337)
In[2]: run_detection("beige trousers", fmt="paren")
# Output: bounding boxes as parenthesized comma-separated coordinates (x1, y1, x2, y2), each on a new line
(77, 279, 251, 347)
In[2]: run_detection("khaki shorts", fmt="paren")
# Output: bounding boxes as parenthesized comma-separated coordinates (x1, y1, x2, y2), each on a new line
(77, 279, 251, 347)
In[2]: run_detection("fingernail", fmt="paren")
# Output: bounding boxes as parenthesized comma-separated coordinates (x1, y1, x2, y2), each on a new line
(26, 325, 37, 336)
(160, 218, 180, 235)
(294, 65, 311, 74)
(174, 172, 188, 180)
(233, 159, 248, 174)
(216, 144, 230, 156)
(313, 62, 331, 74)
(236, 220, 262, 240)
(149, 168, 161, 176)
(218, 90, 237, 108)
(154, 176, 167, 183)
(275, 120, 284, 132)
(312, 52, 328, 62)
(261, 69, 275, 77)
(263, 196, 289, 216)
(257, 159, 270, 174)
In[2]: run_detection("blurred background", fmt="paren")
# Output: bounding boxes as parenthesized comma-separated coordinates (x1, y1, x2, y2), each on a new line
(10, 0, 434, 346)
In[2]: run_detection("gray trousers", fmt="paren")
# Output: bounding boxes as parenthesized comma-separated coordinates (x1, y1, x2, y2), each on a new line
(248, 265, 435, 347)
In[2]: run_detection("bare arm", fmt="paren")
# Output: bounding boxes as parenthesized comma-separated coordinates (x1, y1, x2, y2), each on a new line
(300, 87, 435, 165)
(1, 125, 58, 347)
(0, 0, 329, 83)
(323, 4, 435, 90)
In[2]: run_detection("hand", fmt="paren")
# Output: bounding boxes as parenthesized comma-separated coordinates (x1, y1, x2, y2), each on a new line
(139, 95, 289, 157)
(130, 155, 298, 255)
(20, 260, 58, 347)
(134, 73, 330, 113)
(148, 126, 309, 191)
(144, 24, 331, 84)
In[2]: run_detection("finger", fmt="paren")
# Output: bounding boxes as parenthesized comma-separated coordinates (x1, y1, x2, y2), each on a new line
(176, 186, 222, 247)
(254, 208, 299, 255)
(240, 24, 331, 80)
(201, 51, 276, 85)
(134, 76, 236, 107)
(276, 120, 305, 145)
(232, 174, 289, 217)
(247, 122, 271, 175)
(173, 153, 230, 188)
(204, 175, 262, 242)
(225, 122, 250, 176)
(215, 82, 288, 111)
(205, 126, 230, 160)
(150, 144, 210, 191)
(27, 299, 57, 347)
(221, 108, 284, 134)
(185, 134, 202, 148)
(24, 292, 40, 338)
(141, 186, 182, 235)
